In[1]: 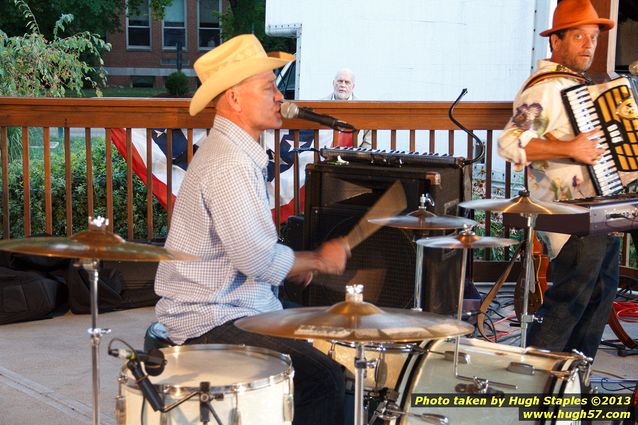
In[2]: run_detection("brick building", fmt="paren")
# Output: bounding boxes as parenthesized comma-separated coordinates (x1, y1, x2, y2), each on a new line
(103, 0, 228, 89)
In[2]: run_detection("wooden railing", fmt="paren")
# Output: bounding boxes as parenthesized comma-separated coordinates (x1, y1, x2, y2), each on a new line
(0, 97, 632, 280)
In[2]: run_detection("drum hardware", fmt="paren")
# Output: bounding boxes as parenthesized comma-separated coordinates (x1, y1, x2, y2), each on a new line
(368, 388, 402, 423)
(571, 349, 594, 388)
(442, 350, 469, 364)
(417, 228, 518, 385)
(382, 409, 450, 425)
(236, 284, 472, 425)
(454, 374, 518, 391)
(454, 377, 506, 394)
(115, 367, 128, 425)
(369, 388, 451, 425)
(369, 195, 478, 311)
(506, 361, 578, 381)
(460, 190, 588, 348)
(0, 217, 199, 425)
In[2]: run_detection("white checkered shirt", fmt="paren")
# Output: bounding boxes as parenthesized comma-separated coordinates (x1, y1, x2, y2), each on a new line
(154, 116, 295, 344)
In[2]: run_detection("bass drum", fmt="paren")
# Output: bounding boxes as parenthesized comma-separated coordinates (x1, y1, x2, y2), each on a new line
(392, 338, 587, 425)
(121, 344, 294, 425)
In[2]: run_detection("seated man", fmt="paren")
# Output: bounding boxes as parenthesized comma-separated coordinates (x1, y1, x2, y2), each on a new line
(322, 68, 371, 148)
(154, 34, 350, 425)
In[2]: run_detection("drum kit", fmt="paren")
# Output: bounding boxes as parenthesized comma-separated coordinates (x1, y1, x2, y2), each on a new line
(0, 217, 198, 425)
(0, 189, 592, 425)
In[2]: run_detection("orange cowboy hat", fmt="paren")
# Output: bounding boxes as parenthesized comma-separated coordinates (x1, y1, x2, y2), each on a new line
(189, 34, 294, 116)
(540, 0, 615, 37)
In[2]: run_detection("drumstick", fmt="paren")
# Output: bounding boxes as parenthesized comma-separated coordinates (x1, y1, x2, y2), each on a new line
(344, 180, 407, 250)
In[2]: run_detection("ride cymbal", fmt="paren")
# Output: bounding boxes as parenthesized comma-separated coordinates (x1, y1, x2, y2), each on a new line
(0, 228, 198, 262)
(417, 232, 519, 249)
(235, 287, 474, 343)
(368, 211, 477, 231)
(459, 190, 588, 215)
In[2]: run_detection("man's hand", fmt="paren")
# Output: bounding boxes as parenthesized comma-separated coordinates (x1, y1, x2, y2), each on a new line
(286, 271, 314, 287)
(316, 237, 350, 275)
(568, 129, 605, 165)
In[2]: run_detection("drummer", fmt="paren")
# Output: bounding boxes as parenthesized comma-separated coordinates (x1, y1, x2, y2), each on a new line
(498, 0, 618, 359)
(153, 34, 350, 425)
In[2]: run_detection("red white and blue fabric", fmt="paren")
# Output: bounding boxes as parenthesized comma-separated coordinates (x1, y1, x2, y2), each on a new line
(111, 128, 324, 223)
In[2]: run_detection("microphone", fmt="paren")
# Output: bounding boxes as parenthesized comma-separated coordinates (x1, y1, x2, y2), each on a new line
(108, 348, 166, 376)
(280, 101, 355, 130)
(127, 359, 164, 412)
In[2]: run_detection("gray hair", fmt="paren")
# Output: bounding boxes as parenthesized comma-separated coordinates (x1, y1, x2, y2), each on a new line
(334, 68, 355, 84)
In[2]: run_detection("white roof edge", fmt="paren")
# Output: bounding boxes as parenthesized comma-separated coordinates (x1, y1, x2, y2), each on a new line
(266, 23, 302, 38)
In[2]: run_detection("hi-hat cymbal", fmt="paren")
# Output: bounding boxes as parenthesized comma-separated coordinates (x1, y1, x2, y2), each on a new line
(417, 232, 519, 249)
(235, 296, 474, 343)
(459, 190, 588, 215)
(0, 229, 199, 262)
(368, 210, 477, 231)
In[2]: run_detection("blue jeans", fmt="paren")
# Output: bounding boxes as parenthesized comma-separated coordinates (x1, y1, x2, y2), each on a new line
(185, 319, 346, 425)
(527, 233, 620, 359)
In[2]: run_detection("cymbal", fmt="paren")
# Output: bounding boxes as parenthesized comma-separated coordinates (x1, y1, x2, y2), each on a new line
(459, 190, 588, 215)
(417, 232, 519, 249)
(0, 229, 199, 262)
(235, 299, 474, 343)
(368, 210, 477, 231)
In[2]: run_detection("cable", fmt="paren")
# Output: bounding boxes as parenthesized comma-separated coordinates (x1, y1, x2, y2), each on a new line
(108, 337, 136, 354)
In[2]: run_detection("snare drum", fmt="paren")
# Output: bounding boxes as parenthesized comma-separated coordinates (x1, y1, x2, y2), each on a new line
(392, 338, 586, 425)
(121, 344, 294, 425)
(312, 339, 424, 390)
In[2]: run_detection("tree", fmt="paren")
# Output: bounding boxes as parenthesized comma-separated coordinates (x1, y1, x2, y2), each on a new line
(220, 0, 295, 53)
(0, 0, 111, 97)
(0, 0, 174, 40)
(0, 0, 111, 160)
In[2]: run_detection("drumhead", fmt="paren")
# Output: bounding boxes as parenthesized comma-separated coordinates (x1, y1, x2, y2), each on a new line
(126, 344, 293, 394)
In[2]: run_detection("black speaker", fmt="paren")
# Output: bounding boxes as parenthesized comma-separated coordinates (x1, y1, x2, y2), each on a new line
(303, 161, 471, 314)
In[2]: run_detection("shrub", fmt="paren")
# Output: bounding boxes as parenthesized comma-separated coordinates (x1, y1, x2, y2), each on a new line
(165, 71, 190, 96)
(1, 135, 169, 240)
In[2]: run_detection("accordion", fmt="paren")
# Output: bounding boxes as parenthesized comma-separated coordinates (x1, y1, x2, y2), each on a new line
(561, 76, 638, 196)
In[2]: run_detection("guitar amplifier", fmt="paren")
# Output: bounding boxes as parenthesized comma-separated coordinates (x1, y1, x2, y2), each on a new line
(302, 161, 471, 314)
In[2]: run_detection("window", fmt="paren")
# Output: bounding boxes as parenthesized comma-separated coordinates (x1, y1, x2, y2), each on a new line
(199, 0, 221, 50)
(127, 0, 150, 48)
(163, 0, 186, 49)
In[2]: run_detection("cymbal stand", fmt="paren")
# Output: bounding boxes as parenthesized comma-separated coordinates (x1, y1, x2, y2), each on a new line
(519, 213, 539, 348)
(412, 194, 434, 311)
(451, 228, 517, 391)
(452, 241, 469, 378)
(353, 342, 367, 425)
(83, 257, 111, 425)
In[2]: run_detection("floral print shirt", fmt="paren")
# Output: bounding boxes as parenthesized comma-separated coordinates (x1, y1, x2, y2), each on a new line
(498, 60, 596, 258)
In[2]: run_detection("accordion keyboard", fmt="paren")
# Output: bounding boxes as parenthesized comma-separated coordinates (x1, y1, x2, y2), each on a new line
(562, 77, 638, 196)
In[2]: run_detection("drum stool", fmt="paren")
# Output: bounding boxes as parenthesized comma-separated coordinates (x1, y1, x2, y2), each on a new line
(143, 321, 174, 352)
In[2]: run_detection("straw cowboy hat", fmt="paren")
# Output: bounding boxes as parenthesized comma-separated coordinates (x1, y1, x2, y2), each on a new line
(189, 34, 294, 116)
(540, 0, 614, 37)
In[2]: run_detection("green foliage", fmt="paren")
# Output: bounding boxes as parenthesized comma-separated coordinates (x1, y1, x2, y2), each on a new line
(2, 134, 169, 239)
(165, 71, 190, 96)
(0, 0, 174, 39)
(471, 164, 526, 261)
(0, 0, 111, 98)
(220, 0, 295, 53)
